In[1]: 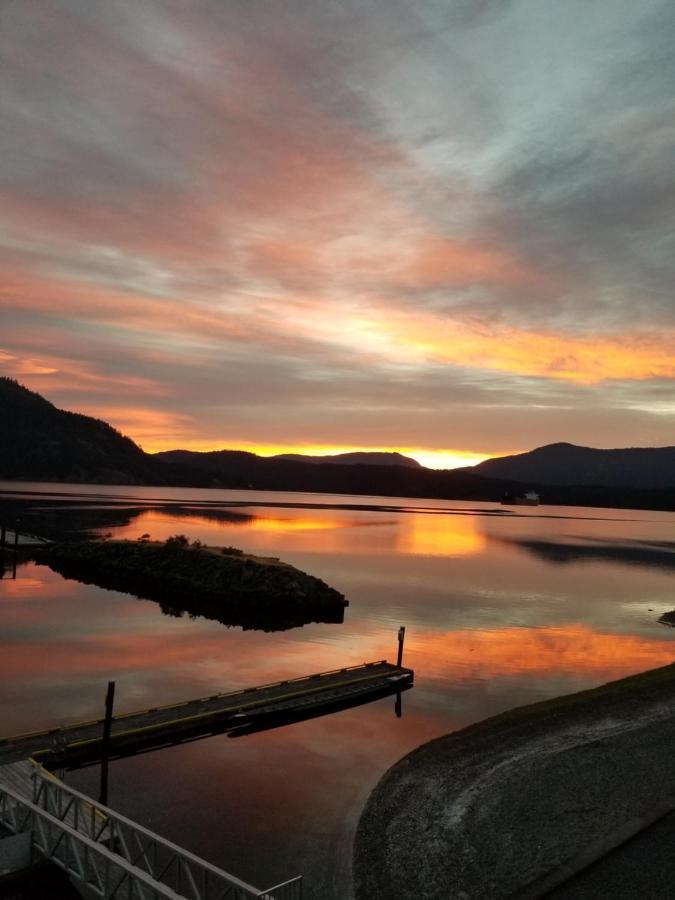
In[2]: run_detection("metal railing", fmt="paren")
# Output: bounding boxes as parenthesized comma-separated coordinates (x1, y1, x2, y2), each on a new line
(0, 763, 301, 900)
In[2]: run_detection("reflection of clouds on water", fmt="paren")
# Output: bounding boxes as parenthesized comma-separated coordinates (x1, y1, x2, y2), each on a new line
(399, 623, 675, 682)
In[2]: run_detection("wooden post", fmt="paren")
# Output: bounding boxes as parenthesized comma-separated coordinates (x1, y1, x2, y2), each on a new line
(99, 681, 115, 806)
(13, 521, 19, 552)
(394, 690, 402, 718)
(397, 626, 405, 668)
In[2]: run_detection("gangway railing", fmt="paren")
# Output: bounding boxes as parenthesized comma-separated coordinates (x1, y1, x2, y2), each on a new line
(0, 762, 302, 899)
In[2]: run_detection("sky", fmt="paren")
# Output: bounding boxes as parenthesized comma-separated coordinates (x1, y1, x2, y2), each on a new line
(1, 0, 674, 469)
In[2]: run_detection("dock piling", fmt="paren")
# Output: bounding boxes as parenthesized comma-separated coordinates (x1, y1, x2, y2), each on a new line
(397, 626, 406, 668)
(99, 681, 115, 805)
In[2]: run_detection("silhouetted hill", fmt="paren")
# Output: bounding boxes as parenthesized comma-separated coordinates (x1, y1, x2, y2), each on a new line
(154, 447, 499, 497)
(470, 442, 675, 489)
(271, 451, 421, 468)
(3, 380, 675, 511)
(0, 377, 159, 483)
(151, 449, 675, 511)
(0, 378, 212, 486)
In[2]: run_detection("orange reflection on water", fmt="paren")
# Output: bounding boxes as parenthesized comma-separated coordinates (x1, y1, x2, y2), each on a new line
(0, 631, 236, 682)
(236, 516, 349, 533)
(399, 623, 675, 682)
(0, 564, 81, 599)
(0, 577, 49, 595)
(120, 508, 350, 535)
(9, 619, 669, 694)
(112, 508, 398, 557)
(396, 512, 486, 557)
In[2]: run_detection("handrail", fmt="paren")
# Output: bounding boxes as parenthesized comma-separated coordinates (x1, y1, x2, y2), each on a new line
(0, 784, 184, 899)
(0, 763, 302, 899)
(28, 756, 109, 828)
(258, 877, 303, 900)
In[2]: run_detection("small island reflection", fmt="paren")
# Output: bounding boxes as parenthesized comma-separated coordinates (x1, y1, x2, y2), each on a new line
(35, 539, 346, 633)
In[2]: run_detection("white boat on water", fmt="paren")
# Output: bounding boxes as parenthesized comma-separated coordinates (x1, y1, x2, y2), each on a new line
(501, 490, 540, 506)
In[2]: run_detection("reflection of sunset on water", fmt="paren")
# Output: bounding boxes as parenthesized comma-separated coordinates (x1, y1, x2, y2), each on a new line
(0, 576, 49, 595)
(112, 506, 401, 555)
(117, 507, 370, 535)
(4, 490, 675, 898)
(113, 506, 489, 559)
(230, 515, 353, 533)
(396, 512, 486, 557)
(6, 620, 674, 695)
(396, 624, 675, 682)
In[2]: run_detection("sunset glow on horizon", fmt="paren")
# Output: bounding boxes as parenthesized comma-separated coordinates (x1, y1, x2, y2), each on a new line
(135, 439, 493, 471)
(1, 1, 674, 453)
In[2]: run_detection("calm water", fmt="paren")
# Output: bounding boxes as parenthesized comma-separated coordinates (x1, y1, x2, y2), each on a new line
(2, 482, 675, 898)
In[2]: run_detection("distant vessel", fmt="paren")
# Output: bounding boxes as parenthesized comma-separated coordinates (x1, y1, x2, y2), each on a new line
(500, 490, 540, 506)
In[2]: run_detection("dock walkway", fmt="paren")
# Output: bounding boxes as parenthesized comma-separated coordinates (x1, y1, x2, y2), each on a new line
(0, 759, 301, 898)
(0, 760, 108, 840)
(0, 660, 413, 768)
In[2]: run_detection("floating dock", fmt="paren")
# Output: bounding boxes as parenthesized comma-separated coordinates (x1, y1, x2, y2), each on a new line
(0, 660, 414, 769)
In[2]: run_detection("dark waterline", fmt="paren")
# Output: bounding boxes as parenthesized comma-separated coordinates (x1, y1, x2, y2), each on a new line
(2, 482, 675, 898)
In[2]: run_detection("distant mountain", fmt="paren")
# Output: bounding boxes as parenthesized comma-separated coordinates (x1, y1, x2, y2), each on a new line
(271, 451, 421, 468)
(470, 442, 675, 489)
(3, 379, 675, 511)
(153, 447, 503, 499)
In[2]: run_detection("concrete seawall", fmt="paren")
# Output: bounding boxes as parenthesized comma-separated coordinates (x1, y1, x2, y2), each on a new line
(354, 663, 675, 900)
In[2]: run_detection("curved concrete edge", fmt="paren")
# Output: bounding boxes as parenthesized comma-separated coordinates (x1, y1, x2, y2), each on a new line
(506, 797, 675, 900)
(353, 661, 675, 900)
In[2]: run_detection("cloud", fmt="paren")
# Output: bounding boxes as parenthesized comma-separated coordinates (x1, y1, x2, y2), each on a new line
(1, 0, 674, 457)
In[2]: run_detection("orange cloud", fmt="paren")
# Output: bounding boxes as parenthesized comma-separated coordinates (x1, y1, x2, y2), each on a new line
(88, 406, 195, 450)
(383, 312, 675, 383)
(0, 345, 162, 396)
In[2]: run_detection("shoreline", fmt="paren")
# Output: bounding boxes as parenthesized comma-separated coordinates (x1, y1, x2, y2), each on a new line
(2, 480, 675, 515)
(354, 662, 675, 900)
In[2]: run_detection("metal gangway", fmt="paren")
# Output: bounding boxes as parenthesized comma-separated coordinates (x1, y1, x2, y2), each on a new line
(0, 760, 302, 899)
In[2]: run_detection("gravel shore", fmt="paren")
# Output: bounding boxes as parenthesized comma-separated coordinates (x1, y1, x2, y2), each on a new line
(354, 662, 675, 900)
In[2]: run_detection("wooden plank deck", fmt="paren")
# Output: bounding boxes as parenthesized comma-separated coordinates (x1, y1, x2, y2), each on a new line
(0, 660, 413, 768)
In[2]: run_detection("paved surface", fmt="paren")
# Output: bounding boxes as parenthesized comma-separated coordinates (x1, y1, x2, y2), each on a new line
(547, 811, 675, 900)
(354, 663, 675, 900)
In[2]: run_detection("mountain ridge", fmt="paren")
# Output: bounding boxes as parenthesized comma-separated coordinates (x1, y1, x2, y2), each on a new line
(269, 451, 421, 468)
(2, 378, 675, 510)
(469, 441, 675, 489)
